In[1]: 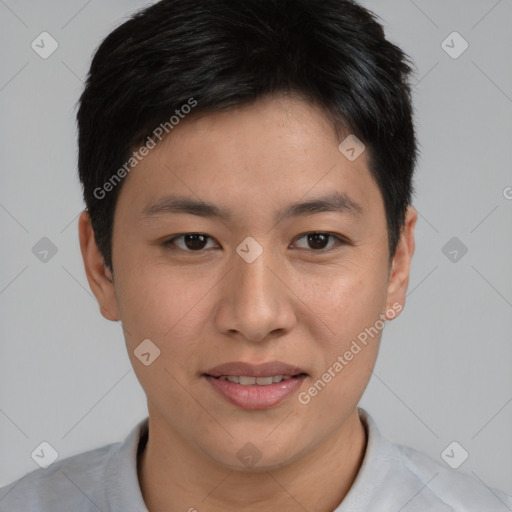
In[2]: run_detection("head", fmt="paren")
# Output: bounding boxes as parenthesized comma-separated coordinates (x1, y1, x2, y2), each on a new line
(78, 0, 418, 470)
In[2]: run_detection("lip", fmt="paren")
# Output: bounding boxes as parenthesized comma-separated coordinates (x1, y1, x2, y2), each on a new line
(204, 374, 308, 410)
(203, 361, 308, 410)
(204, 360, 307, 378)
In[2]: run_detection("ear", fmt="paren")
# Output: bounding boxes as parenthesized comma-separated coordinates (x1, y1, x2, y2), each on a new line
(384, 205, 417, 318)
(78, 210, 120, 322)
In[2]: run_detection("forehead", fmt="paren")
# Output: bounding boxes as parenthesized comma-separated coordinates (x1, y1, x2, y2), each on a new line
(116, 94, 383, 224)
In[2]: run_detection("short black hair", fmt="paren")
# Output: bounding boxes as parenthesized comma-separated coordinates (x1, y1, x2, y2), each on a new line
(77, 0, 418, 272)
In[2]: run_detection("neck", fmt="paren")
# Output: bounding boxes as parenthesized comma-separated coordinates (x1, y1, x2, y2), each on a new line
(138, 408, 367, 512)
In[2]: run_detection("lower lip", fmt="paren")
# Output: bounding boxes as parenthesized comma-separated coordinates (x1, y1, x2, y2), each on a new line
(204, 375, 307, 410)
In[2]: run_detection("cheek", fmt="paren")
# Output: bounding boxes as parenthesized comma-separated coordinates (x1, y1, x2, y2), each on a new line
(296, 260, 389, 346)
(116, 265, 214, 403)
(114, 258, 214, 353)
(296, 274, 384, 416)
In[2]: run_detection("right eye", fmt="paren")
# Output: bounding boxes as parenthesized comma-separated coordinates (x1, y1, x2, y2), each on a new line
(162, 233, 219, 252)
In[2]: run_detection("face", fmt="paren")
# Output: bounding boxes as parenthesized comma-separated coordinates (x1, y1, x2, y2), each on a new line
(80, 93, 416, 471)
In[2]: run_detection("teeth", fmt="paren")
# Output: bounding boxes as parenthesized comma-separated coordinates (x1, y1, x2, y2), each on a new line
(239, 376, 256, 385)
(255, 376, 273, 385)
(217, 375, 295, 385)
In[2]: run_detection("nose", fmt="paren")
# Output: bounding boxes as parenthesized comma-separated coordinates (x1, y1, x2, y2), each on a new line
(214, 246, 297, 343)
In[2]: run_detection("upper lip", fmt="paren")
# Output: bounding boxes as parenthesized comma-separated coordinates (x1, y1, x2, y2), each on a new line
(204, 361, 308, 378)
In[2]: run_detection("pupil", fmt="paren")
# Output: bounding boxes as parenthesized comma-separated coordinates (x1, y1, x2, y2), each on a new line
(185, 234, 207, 250)
(308, 233, 328, 249)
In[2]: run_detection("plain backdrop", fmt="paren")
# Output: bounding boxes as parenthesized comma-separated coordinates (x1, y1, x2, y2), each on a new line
(1, 0, 511, 497)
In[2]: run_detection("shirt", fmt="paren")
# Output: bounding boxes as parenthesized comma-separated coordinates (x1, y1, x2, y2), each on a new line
(1, 408, 510, 511)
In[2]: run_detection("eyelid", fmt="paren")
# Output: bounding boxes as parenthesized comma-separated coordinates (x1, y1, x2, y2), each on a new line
(163, 233, 219, 252)
(162, 232, 349, 253)
(291, 232, 349, 251)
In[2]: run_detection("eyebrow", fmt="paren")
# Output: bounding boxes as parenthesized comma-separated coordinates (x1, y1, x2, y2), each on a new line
(140, 191, 363, 223)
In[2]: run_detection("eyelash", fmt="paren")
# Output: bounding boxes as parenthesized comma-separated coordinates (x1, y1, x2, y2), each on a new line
(161, 232, 349, 253)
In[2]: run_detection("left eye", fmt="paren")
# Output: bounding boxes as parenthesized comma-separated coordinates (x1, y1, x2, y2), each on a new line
(293, 232, 343, 251)
(163, 233, 217, 251)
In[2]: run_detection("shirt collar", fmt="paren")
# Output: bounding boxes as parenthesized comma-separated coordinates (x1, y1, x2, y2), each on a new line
(106, 416, 150, 511)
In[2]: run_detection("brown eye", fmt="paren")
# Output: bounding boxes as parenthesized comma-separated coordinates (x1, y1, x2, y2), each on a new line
(293, 232, 345, 251)
(163, 233, 217, 251)
(307, 233, 330, 250)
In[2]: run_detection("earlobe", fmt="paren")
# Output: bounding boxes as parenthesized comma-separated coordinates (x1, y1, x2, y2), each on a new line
(385, 206, 417, 317)
(78, 210, 120, 322)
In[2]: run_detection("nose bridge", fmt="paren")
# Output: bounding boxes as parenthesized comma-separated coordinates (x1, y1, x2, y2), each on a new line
(235, 241, 279, 310)
(216, 238, 296, 341)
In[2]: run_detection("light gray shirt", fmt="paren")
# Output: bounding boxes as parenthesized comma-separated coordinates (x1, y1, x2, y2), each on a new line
(1, 408, 510, 511)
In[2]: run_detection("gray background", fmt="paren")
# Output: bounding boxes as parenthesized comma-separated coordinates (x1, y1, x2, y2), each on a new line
(1, 0, 511, 498)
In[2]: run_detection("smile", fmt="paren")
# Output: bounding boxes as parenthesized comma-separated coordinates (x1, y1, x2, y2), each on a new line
(213, 375, 299, 385)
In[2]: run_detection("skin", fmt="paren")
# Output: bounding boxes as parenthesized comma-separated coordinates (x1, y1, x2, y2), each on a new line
(79, 93, 416, 512)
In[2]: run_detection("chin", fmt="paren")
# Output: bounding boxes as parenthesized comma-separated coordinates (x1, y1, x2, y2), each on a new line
(204, 436, 306, 474)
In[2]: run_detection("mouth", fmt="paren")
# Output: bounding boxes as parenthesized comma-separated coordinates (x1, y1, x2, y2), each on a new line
(206, 374, 307, 385)
(203, 361, 309, 410)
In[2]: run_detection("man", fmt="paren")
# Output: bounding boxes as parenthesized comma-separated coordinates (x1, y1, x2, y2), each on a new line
(1, 0, 510, 510)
